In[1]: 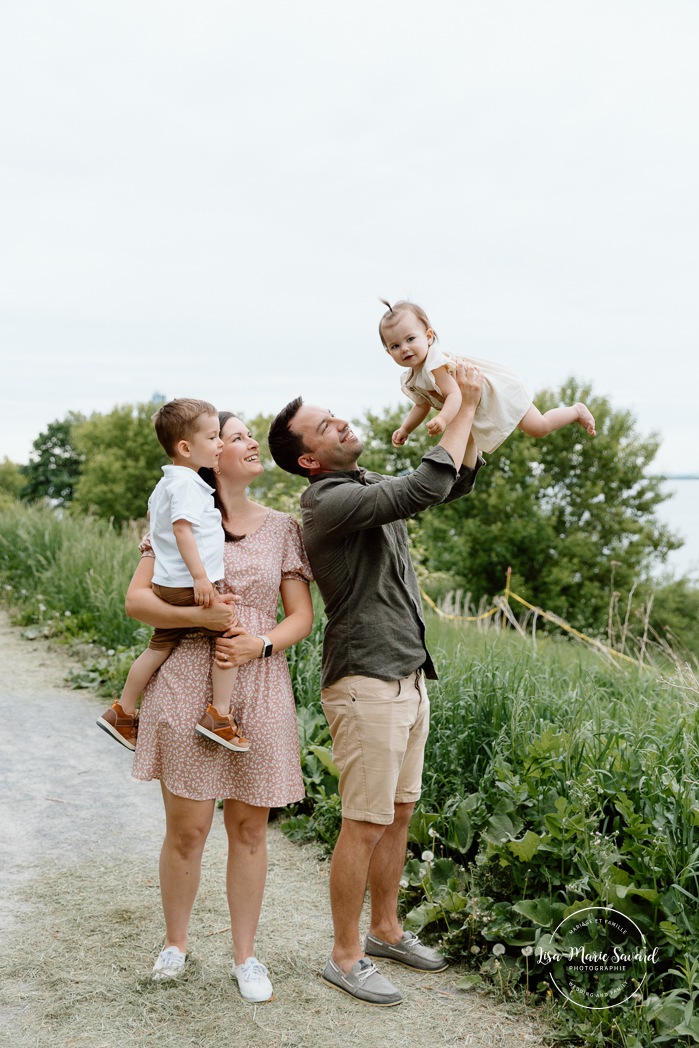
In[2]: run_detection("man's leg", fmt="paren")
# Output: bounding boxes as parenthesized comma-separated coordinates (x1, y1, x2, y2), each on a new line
(320, 673, 422, 1001)
(367, 801, 414, 943)
(329, 816, 386, 971)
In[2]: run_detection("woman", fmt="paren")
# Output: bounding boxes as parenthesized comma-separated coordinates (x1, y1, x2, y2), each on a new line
(126, 413, 313, 1002)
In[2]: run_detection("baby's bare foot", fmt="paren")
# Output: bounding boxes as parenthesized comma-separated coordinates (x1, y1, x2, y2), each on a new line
(575, 403, 596, 436)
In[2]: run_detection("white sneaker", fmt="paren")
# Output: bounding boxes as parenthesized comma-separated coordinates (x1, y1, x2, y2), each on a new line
(151, 945, 186, 982)
(232, 956, 274, 1002)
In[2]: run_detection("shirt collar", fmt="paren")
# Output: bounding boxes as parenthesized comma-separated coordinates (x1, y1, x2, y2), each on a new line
(307, 467, 366, 484)
(161, 463, 216, 494)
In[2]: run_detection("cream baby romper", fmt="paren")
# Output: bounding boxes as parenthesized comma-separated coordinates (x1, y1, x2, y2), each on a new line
(400, 344, 533, 454)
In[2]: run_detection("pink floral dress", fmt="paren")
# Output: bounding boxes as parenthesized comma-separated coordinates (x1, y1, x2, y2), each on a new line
(131, 509, 312, 805)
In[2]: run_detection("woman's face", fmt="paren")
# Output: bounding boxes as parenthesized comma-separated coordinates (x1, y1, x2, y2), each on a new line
(217, 416, 263, 485)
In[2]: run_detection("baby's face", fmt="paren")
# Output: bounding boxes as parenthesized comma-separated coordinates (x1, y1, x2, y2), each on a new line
(383, 311, 434, 369)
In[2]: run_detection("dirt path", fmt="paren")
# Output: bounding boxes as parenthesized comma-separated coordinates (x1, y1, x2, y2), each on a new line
(0, 612, 553, 1047)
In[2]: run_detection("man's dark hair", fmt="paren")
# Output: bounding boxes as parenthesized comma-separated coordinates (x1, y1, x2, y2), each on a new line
(268, 396, 310, 478)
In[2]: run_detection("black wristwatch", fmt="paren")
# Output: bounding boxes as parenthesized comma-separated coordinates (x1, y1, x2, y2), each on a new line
(259, 635, 273, 658)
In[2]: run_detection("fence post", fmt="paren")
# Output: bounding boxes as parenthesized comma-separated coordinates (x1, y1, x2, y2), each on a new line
(502, 566, 512, 632)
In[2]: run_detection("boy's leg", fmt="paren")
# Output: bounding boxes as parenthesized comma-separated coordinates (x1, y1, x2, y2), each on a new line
(211, 663, 239, 718)
(97, 644, 173, 750)
(518, 403, 596, 438)
(196, 663, 249, 752)
(119, 645, 172, 714)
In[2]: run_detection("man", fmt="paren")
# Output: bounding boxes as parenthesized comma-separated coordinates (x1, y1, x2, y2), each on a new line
(268, 362, 484, 1006)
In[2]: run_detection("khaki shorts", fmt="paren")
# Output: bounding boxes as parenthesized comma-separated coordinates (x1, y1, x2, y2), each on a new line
(148, 583, 224, 650)
(321, 671, 430, 825)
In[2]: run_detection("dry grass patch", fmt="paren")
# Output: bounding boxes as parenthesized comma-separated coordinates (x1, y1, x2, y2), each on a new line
(0, 821, 553, 1048)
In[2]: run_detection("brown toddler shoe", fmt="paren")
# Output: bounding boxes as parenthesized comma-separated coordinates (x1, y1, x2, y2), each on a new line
(96, 701, 138, 751)
(195, 705, 250, 752)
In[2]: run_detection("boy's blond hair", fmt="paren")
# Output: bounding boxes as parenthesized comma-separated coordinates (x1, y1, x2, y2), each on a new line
(152, 398, 218, 458)
(378, 298, 438, 347)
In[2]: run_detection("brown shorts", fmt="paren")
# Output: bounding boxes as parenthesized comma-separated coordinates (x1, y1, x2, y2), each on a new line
(148, 583, 224, 650)
(320, 670, 430, 825)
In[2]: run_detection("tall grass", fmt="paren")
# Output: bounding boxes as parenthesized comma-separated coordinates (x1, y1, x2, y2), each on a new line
(406, 618, 699, 1045)
(3, 502, 699, 1044)
(0, 503, 145, 652)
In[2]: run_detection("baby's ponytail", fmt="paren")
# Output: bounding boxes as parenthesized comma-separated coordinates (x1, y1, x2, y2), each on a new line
(378, 297, 437, 347)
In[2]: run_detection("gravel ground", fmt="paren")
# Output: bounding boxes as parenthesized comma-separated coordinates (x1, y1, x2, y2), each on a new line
(0, 611, 555, 1047)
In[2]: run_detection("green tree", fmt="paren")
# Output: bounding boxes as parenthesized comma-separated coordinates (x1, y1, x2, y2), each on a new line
(20, 415, 85, 505)
(356, 379, 681, 635)
(0, 458, 23, 501)
(645, 577, 699, 658)
(72, 403, 168, 525)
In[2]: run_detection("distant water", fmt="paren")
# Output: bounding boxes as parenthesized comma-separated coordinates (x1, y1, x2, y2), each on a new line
(654, 478, 699, 581)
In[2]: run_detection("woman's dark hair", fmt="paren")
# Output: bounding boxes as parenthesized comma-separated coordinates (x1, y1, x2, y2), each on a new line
(199, 411, 245, 542)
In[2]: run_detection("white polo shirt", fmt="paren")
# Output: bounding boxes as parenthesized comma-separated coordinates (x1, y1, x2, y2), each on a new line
(149, 465, 224, 587)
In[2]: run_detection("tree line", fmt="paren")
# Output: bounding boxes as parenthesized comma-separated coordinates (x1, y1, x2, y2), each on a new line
(2, 378, 698, 656)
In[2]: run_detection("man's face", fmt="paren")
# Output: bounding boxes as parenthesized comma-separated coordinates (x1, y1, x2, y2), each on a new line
(292, 404, 364, 473)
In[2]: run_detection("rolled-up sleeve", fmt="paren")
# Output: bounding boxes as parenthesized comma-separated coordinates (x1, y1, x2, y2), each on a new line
(313, 447, 481, 536)
(441, 452, 486, 505)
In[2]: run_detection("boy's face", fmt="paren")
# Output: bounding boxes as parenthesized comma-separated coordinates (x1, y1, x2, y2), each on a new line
(178, 413, 223, 470)
(383, 311, 434, 369)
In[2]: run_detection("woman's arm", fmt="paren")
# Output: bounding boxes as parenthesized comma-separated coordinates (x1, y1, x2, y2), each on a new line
(213, 578, 313, 668)
(125, 556, 237, 633)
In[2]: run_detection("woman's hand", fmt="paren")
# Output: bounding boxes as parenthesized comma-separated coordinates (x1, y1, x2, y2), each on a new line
(214, 628, 263, 668)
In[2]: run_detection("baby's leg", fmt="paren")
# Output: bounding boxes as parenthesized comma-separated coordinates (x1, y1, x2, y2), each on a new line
(518, 403, 596, 438)
(119, 645, 173, 714)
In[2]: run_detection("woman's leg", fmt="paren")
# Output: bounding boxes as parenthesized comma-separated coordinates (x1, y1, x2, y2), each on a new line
(223, 799, 270, 964)
(159, 783, 216, 951)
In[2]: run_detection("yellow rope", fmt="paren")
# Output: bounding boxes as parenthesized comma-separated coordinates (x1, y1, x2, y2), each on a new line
(420, 582, 639, 666)
(420, 587, 499, 622)
(507, 590, 638, 665)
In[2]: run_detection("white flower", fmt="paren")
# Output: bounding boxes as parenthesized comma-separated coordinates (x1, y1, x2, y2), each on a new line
(38, 604, 46, 613)
(4, 584, 12, 591)
(470, 945, 480, 955)
(64, 609, 72, 617)
(428, 827, 438, 838)
(399, 878, 409, 889)
(421, 850, 434, 863)
(521, 946, 533, 957)
(106, 649, 115, 656)
(492, 943, 505, 956)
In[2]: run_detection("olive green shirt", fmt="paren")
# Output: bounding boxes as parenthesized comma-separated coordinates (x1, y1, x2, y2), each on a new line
(300, 447, 483, 689)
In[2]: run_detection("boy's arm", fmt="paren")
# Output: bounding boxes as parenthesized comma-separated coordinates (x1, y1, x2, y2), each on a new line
(392, 401, 431, 447)
(171, 518, 216, 607)
(426, 366, 463, 436)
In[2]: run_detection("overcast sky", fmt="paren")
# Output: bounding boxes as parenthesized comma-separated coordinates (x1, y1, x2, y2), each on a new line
(2, 0, 698, 473)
